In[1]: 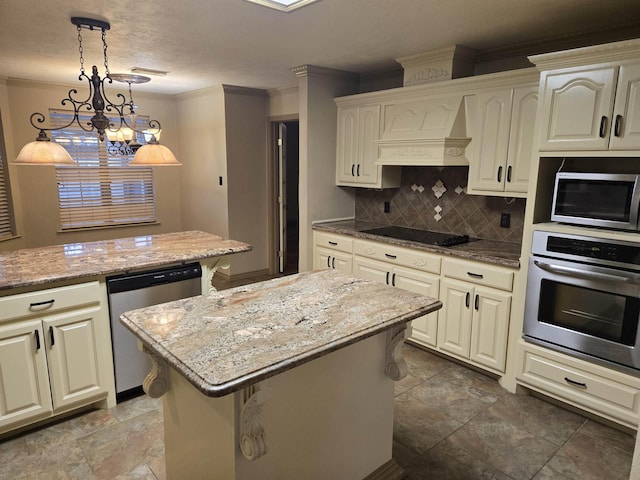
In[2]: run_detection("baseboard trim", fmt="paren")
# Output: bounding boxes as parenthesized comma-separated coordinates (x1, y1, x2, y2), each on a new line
(364, 459, 405, 480)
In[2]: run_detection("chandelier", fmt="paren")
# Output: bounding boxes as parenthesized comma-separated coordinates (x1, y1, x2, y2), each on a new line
(14, 17, 180, 166)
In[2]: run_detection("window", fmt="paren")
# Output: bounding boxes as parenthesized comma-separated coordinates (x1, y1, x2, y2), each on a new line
(51, 110, 156, 230)
(0, 111, 16, 240)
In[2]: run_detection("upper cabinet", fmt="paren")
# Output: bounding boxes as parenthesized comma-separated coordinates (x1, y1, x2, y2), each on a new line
(466, 85, 538, 196)
(336, 104, 401, 188)
(537, 62, 640, 151)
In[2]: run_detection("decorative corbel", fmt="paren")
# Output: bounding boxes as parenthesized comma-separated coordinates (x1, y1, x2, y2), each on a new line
(141, 345, 170, 398)
(385, 324, 409, 381)
(239, 385, 269, 461)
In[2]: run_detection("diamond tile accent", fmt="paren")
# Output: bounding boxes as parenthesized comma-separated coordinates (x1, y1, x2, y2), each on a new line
(432, 180, 447, 198)
(411, 184, 419, 191)
(417, 185, 425, 193)
(434, 205, 442, 213)
(455, 185, 465, 195)
(434, 213, 442, 221)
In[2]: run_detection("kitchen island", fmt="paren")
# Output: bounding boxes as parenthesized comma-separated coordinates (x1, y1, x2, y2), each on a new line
(121, 269, 442, 480)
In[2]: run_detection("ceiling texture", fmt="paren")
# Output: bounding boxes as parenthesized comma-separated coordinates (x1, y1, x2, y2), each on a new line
(1, 0, 640, 95)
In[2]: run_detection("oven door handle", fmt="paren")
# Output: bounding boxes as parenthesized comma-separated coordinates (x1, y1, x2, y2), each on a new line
(533, 260, 640, 285)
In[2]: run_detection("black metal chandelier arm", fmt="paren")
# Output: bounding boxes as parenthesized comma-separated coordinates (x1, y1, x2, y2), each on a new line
(28, 112, 76, 133)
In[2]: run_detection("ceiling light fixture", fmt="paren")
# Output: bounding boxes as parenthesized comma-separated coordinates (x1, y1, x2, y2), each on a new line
(244, 0, 321, 12)
(14, 17, 180, 166)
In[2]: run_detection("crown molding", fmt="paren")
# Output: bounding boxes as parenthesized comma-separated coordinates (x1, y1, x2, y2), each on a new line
(291, 64, 358, 81)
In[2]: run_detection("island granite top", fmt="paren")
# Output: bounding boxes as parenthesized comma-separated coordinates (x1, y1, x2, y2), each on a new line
(120, 269, 442, 397)
(0, 230, 252, 291)
(313, 220, 522, 268)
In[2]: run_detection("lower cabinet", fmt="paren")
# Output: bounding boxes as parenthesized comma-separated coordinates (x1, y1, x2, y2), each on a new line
(313, 231, 354, 274)
(0, 281, 110, 434)
(438, 278, 511, 371)
(517, 341, 640, 429)
(353, 256, 440, 347)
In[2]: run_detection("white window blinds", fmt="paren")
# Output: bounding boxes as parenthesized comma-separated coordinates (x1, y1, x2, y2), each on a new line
(51, 110, 157, 230)
(0, 112, 15, 240)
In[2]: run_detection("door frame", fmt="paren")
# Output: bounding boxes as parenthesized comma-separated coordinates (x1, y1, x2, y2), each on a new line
(267, 115, 299, 275)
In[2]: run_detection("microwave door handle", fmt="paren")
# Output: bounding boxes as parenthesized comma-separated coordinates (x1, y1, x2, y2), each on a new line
(533, 260, 639, 285)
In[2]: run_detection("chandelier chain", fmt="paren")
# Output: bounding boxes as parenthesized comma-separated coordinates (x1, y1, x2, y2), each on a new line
(102, 28, 110, 76)
(77, 25, 85, 75)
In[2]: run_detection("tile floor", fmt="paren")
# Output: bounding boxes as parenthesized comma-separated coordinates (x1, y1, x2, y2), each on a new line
(0, 343, 635, 479)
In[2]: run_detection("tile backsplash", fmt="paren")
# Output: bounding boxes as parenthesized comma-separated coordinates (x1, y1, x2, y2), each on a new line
(354, 166, 525, 244)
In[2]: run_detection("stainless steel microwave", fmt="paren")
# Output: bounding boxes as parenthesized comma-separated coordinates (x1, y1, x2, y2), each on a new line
(551, 172, 640, 231)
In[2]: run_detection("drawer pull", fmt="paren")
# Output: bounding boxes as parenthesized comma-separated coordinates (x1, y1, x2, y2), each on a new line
(564, 377, 587, 389)
(614, 114, 623, 137)
(29, 299, 55, 309)
(328, 241, 338, 246)
(384, 253, 397, 259)
(34, 330, 41, 350)
(467, 272, 483, 279)
(599, 116, 608, 138)
(49, 326, 55, 347)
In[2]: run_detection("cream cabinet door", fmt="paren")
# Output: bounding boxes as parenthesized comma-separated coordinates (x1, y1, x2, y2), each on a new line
(437, 279, 473, 359)
(393, 265, 439, 348)
(505, 85, 538, 194)
(336, 106, 359, 184)
(469, 286, 511, 372)
(44, 308, 105, 411)
(314, 246, 353, 274)
(352, 256, 389, 285)
(468, 89, 514, 192)
(357, 105, 381, 185)
(610, 62, 640, 150)
(539, 66, 617, 150)
(0, 320, 53, 431)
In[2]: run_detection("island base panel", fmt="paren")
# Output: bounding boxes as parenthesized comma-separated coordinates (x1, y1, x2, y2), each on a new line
(162, 332, 400, 479)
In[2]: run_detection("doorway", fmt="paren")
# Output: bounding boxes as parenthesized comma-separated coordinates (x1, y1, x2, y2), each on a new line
(270, 119, 299, 275)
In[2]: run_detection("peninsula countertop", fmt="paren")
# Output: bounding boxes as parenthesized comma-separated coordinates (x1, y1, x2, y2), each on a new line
(120, 269, 442, 397)
(0, 230, 252, 291)
(313, 219, 522, 268)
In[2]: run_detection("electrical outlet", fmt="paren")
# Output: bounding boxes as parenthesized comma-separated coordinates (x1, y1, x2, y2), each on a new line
(500, 213, 511, 228)
(384, 201, 390, 213)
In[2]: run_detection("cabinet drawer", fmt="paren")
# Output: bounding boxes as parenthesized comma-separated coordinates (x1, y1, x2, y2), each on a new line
(354, 239, 441, 274)
(518, 343, 640, 427)
(314, 231, 353, 254)
(0, 282, 102, 323)
(442, 257, 513, 291)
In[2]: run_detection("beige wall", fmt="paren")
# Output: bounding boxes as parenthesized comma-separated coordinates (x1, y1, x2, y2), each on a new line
(296, 66, 359, 271)
(268, 86, 299, 118)
(1, 79, 181, 249)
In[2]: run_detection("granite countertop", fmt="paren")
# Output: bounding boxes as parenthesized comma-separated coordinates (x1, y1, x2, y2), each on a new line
(0, 230, 252, 291)
(120, 269, 442, 397)
(313, 220, 522, 268)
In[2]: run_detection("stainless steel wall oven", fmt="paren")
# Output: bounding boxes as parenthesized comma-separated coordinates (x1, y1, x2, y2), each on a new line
(524, 231, 640, 373)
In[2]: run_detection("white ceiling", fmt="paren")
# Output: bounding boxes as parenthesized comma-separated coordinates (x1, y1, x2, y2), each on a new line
(1, 0, 639, 95)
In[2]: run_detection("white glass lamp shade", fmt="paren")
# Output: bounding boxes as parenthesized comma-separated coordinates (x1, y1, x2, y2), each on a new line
(130, 142, 181, 165)
(14, 136, 76, 165)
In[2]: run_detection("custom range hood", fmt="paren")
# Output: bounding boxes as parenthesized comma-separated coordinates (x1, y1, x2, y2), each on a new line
(376, 46, 476, 167)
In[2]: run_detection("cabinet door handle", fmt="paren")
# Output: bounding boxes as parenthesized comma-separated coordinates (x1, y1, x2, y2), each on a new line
(384, 253, 397, 259)
(34, 330, 41, 350)
(356, 164, 361, 177)
(599, 116, 608, 138)
(392, 273, 396, 287)
(497, 166, 502, 182)
(327, 256, 331, 268)
(49, 326, 55, 346)
(331, 257, 336, 269)
(474, 294, 479, 311)
(351, 164, 355, 177)
(564, 377, 587, 389)
(465, 292, 470, 308)
(614, 115, 623, 137)
(506, 165, 512, 183)
(385, 272, 390, 285)
(29, 299, 55, 309)
(467, 272, 484, 279)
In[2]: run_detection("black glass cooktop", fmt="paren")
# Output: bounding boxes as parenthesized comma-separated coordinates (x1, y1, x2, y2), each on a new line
(362, 226, 473, 247)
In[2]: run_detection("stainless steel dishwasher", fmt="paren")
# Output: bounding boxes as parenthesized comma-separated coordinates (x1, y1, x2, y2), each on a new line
(107, 263, 202, 401)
